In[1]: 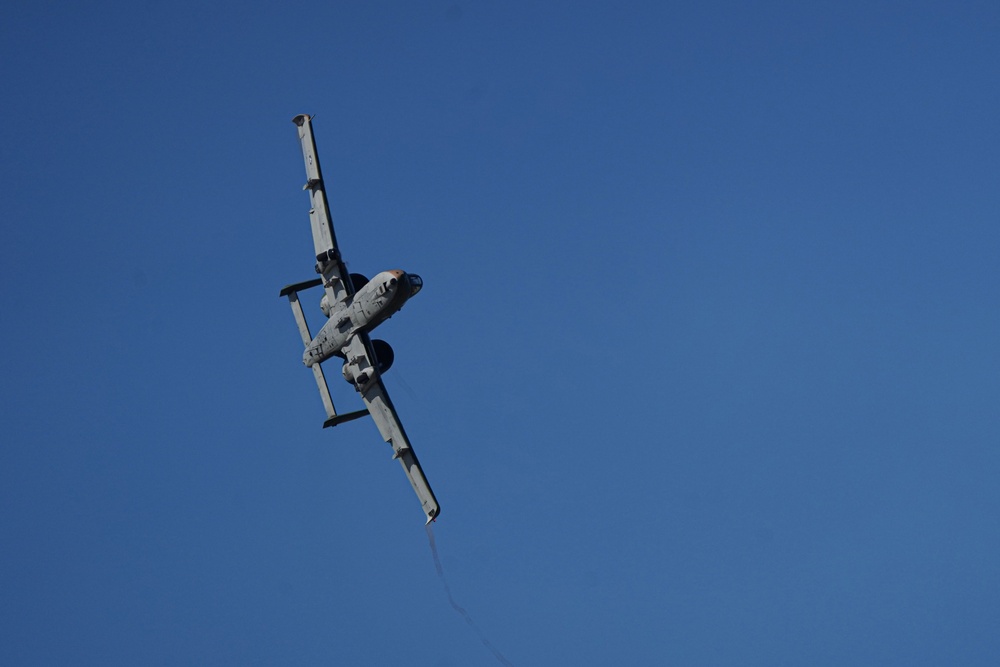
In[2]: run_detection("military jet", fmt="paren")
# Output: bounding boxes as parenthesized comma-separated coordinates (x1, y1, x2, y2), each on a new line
(279, 114, 439, 524)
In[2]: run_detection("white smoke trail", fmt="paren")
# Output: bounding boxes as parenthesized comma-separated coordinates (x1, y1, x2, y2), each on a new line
(425, 524, 514, 666)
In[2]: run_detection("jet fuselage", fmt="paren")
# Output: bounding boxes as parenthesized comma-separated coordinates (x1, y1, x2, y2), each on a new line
(303, 269, 422, 367)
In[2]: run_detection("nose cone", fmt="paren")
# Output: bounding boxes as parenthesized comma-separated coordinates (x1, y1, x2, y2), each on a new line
(407, 273, 423, 297)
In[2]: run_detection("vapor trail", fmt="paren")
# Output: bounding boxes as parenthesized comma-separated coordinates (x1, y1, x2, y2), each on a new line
(425, 524, 514, 666)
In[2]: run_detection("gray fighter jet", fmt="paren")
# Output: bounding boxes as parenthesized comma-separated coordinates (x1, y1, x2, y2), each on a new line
(279, 114, 439, 524)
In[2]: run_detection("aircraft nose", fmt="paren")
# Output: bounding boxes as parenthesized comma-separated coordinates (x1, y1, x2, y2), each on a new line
(407, 273, 423, 296)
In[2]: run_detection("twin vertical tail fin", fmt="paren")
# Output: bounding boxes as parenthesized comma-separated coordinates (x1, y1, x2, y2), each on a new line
(280, 279, 367, 428)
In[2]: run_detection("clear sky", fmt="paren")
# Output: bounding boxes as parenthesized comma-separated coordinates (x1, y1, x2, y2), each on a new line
(3, 1, 999, 665)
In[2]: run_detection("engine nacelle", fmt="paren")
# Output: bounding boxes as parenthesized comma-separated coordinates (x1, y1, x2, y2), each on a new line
(371, 339, 394, 374)
(350, 273, 369, 292)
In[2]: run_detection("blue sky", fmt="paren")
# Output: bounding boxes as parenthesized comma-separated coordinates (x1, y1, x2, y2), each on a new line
(3, 1, 999, 664)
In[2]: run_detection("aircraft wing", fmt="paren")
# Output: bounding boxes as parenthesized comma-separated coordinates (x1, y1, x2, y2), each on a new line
(362, 376, 441, 524)
(342, 334, 440, 524)
(293, 114, 354, 304)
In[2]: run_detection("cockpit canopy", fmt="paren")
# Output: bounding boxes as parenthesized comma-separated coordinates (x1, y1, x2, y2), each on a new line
(407, 273, 423, 297)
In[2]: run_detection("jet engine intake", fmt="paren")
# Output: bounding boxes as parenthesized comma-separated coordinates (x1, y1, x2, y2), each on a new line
(350, 273, 369, 292)
(371, 339, 394, 374)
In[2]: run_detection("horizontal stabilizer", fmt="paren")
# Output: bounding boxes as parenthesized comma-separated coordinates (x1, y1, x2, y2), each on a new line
(323, 409, 369, 429)
(279, 278, 323, 298)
